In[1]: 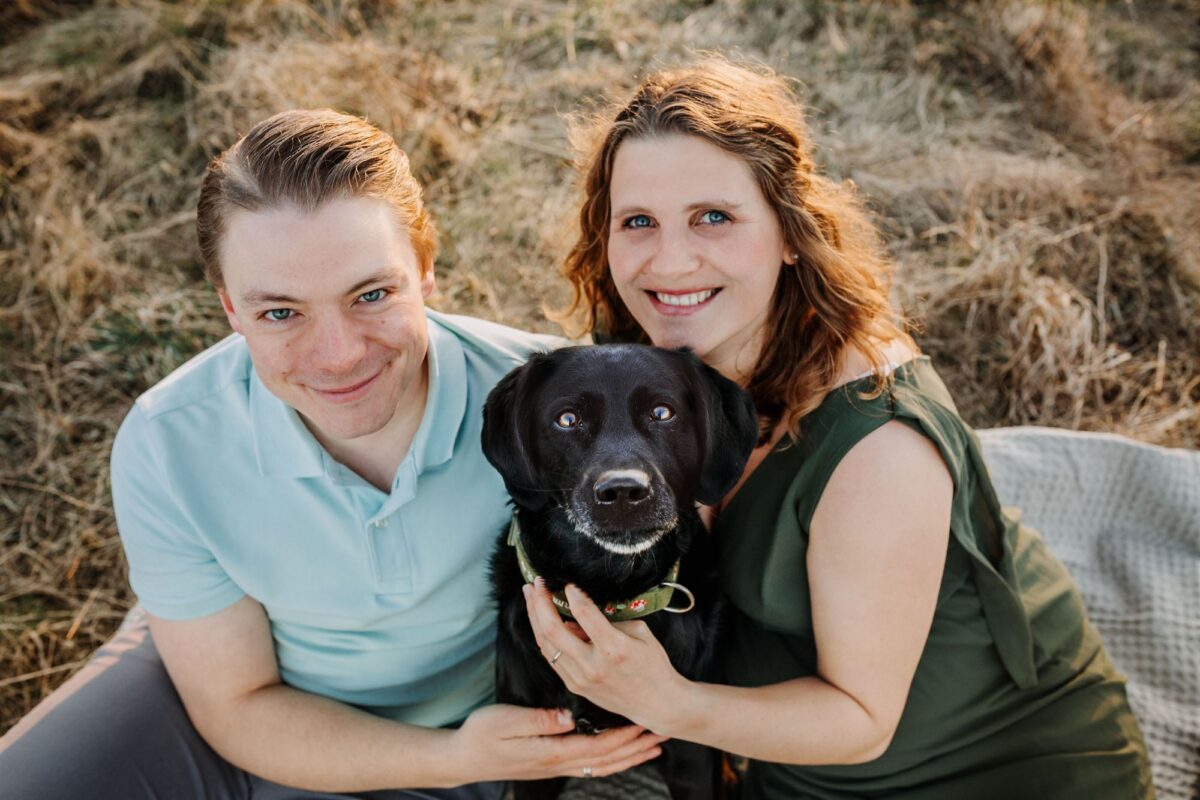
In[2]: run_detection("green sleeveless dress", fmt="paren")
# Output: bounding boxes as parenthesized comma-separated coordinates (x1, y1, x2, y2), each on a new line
(715, 356, 1153, 799)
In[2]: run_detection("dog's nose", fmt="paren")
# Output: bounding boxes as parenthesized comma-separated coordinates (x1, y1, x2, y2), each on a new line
(593, 470, 652, 505)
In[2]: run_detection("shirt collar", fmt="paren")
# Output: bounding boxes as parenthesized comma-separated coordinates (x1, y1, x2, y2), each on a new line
(407, 310, 468, 476)
(249, 363, 326, 478)
(249, 309, 469, 482)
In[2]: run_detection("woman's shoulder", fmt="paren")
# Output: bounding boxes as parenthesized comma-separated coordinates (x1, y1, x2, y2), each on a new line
(813, 338, 960, 432)
(723, 343, 970, 522)
(751, 348, 970, 520)
(831, 337, 919, 390)
(814, 417, 955, 529)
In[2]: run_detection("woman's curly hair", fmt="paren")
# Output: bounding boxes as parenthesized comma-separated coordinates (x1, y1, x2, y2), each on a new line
(558, 56, 914, 439)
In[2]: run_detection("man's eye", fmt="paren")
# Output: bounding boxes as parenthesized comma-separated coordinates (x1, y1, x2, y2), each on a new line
(264, 309, 294, 322)
(624, 214, 653, 229)
(650, 404, 674, 421)
(699, 210, 729, 225)
(555, 410, 580, 429)
(359, 289, 386, 303)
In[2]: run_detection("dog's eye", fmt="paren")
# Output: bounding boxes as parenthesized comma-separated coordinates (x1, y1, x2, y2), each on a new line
(555, 410, 580, 428)
(650, 404, 674, 421)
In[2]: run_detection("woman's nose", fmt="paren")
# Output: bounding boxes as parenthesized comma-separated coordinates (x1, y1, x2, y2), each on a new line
(647, 226, 699, 277)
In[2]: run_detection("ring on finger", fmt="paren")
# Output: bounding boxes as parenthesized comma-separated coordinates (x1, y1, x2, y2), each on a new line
(549, 649, 563, 665)
(582, 766, 593, 779)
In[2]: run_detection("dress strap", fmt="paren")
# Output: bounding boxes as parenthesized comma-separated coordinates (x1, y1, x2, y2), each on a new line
(852, 359, 910, 382)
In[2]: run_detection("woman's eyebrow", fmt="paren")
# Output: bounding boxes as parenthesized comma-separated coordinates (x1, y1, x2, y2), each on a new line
(611, 205, 651, 219)
(611, 200, 744, 219)
(685, 199, 742, 212)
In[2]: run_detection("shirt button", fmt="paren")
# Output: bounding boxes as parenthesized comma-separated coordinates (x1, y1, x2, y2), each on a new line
(373, 518, 389, 528)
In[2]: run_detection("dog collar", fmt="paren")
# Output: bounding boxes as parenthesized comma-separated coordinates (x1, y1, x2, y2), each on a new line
(507, 516, 695, 621)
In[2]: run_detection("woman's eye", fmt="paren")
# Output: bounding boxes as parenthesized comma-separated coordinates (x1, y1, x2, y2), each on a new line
(555, 410, 580, 429)
(699, 210, 729, 225)
(650, 404, 674, 421)
(624, 214, 653, 229)
(359, 289, 386, 303)
(264, 309, 294, 322)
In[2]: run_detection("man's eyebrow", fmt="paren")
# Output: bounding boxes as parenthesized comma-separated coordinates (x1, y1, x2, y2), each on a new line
(240, 269, 404, 306)
(344, 270, 405, 296)
(241, 288, 300, 306)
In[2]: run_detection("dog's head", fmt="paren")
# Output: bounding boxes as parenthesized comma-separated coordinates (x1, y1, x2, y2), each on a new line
(482, 344, 758, 554)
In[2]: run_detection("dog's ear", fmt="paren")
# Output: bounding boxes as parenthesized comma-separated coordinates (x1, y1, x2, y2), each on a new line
(482, 352, 553, 511)
(684, 352, 760, 506)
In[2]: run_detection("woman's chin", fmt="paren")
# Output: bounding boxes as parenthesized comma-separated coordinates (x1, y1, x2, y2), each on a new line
(647, 329, 710, 356)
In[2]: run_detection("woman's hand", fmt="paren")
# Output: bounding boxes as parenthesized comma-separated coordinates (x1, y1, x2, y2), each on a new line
(523, 578, 690, 734)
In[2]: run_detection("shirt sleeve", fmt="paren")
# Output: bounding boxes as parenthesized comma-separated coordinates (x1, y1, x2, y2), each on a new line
(110, 403, 246, 620)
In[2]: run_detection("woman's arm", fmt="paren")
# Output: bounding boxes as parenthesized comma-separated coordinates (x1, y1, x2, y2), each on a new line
(524, 420, 952, 765)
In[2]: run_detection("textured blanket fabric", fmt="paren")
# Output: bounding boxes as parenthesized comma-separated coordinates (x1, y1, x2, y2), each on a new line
(978, 426, 1200, 800)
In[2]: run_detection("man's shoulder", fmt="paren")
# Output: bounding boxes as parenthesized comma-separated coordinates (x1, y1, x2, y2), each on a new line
(427, 309, 569, 371)
(111, 333, 254, 474)
(128, 333, 252, 423)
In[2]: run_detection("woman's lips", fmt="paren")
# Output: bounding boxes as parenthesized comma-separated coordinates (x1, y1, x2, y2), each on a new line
(646, 288, 721, 316)
(308, 368, 383, 404)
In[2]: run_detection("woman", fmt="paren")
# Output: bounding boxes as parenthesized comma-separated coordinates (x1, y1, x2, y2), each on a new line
(522, 57, 1154, 798)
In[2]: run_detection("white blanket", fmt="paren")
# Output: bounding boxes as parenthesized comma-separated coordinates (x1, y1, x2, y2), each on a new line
(979, 426, 1200, 800)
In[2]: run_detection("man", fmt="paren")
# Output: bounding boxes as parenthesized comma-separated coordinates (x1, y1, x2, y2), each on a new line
(0, 109, 664, 798)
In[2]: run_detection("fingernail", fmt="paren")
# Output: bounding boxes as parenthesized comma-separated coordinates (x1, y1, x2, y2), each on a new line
(522, 584, 530, 599)
(557, 709, 573, 726)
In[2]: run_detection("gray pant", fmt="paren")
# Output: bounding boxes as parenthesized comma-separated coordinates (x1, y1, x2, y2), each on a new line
(0, 616, 507, 800)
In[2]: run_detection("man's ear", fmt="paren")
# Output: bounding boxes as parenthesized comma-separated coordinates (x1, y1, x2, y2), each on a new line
(217, 288, 244, 335)
(686, 353, 759, 506)
(420, 266, 435, 299)
(481, 353, 554, 511)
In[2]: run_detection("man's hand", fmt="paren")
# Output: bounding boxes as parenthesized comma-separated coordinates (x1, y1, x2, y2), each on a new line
(450, 704, 667, 784)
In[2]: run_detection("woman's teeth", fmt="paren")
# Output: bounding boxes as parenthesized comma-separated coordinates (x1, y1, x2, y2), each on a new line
(654, 289, 717, 307)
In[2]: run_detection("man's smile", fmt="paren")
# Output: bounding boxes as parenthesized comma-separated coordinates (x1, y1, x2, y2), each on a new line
(306, 364, 386, 404)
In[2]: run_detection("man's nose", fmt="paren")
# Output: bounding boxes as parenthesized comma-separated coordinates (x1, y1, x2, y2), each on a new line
(308, 313, 367, 373)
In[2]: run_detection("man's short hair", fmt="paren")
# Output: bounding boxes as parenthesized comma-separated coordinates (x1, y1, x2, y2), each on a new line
(196, 109, 438, 289)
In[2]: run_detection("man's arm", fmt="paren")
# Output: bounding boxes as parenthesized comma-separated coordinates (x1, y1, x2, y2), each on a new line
(149, 596, 665, 791)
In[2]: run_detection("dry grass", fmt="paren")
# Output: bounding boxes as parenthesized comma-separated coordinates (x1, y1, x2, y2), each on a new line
(2, 0, 1198, 732)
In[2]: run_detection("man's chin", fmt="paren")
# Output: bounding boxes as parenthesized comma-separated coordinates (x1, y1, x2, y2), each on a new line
(297, 406, 393, 444)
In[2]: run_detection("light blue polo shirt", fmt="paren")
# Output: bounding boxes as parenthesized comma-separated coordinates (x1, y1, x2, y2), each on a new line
(110, 310, 562, 728)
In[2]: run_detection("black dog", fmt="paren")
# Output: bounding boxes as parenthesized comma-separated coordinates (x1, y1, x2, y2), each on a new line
(482, 344, 758, 800)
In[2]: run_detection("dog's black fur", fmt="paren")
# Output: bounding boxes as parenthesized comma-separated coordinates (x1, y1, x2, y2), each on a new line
(482, 344, 759, 800)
